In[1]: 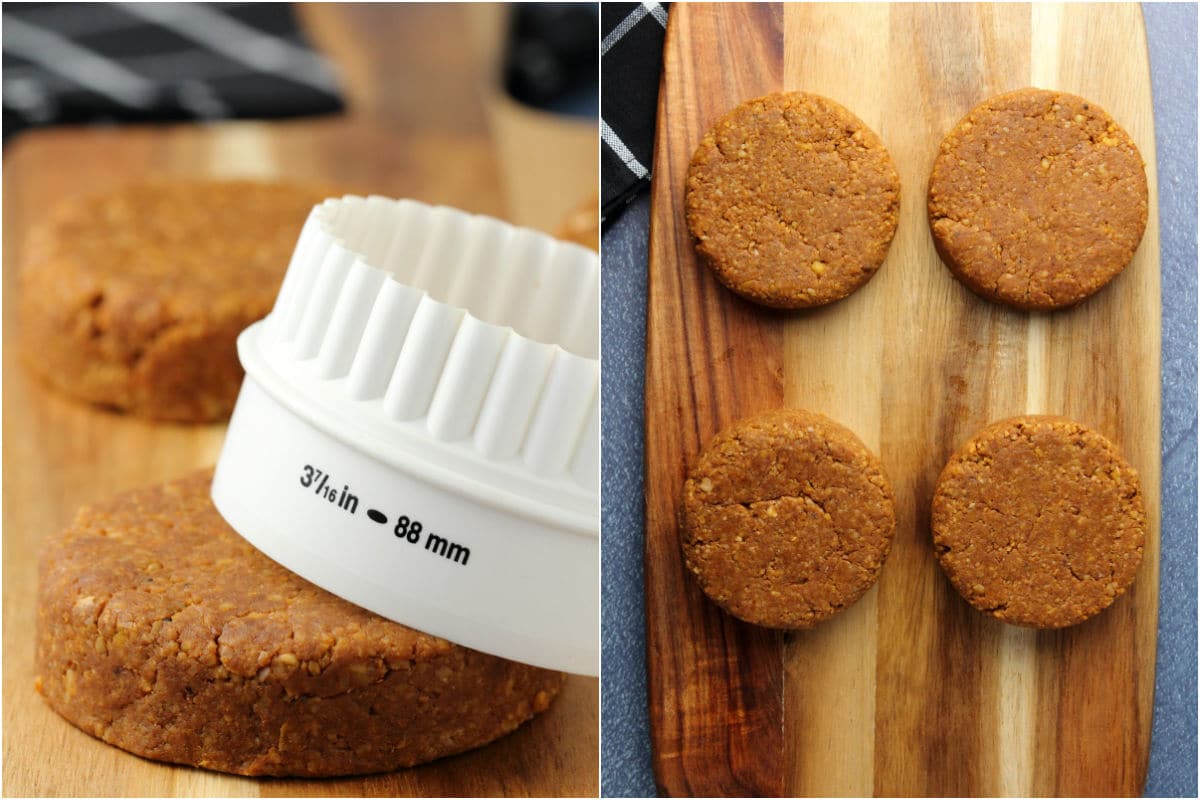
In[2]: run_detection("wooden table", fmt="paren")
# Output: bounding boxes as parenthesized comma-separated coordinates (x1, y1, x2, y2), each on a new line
(2, 5, 597, 796)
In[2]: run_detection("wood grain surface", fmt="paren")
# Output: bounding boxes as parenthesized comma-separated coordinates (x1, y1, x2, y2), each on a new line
(644, 3, 1161, 796)
(2, 5, 597, 797)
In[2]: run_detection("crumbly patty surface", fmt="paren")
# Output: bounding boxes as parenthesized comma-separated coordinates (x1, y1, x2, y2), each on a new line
(685, 92, 900, 309)
(928, 88, 1148, 310)
(932, 416, 1146, 628)
(20, 180, 338, 422)
(681, 409, 895, 628)
(36, 470, 562, 777)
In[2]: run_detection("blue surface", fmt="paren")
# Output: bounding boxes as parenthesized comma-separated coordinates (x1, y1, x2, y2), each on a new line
(599, 6, 1198, 796)
(1143, 4, 1198, 797)
(600, 190, 654, 798)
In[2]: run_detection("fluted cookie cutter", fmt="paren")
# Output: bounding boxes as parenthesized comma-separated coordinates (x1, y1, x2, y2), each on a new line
(212, 196, 598, 675)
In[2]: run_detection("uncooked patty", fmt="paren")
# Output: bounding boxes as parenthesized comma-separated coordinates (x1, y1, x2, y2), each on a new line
(681, 408, 895, 628)
(20, 180, 340, 422)
(932, 416, 1146, 628)
(685, 92, 900, 309)
(556, 192, 599, 252)
(928, 88, 1148, 310)
(35, 469, 562, 777)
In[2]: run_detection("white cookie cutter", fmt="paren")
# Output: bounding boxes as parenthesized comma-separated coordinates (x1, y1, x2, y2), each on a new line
(212, 196, 598, 675)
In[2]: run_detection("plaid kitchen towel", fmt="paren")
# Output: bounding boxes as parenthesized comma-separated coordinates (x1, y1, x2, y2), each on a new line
(601, 1, 668, 223)
(2, 2, 343, 142)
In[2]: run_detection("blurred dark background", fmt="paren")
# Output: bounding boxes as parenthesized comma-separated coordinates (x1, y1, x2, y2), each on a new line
(504, 2, 598, 118)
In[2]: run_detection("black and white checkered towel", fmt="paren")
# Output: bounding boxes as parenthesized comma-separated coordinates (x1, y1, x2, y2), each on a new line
(2, 2, 343, 142)
(601, 1, 668, 223)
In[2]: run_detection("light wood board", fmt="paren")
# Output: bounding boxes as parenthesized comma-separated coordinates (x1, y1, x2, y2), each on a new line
(2, 6, 598, 797)
(644, 3, 1160, 796)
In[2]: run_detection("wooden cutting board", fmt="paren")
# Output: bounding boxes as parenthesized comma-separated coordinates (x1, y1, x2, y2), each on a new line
(644, 3, 1161, 796)
(2, 8, 597, 797)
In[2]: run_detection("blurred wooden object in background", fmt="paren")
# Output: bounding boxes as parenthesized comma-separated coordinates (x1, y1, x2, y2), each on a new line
(300, 3, 598, 235)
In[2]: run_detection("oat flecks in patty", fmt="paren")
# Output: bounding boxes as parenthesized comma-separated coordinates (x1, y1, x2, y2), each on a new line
(35, 469, 563, 777)
(681, 408, 896, 629)
(928, 88, 1148, 310)
(19, 180, 342, 422)
(932, 415, 1146, 628)
(686, 91, 901, 309)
